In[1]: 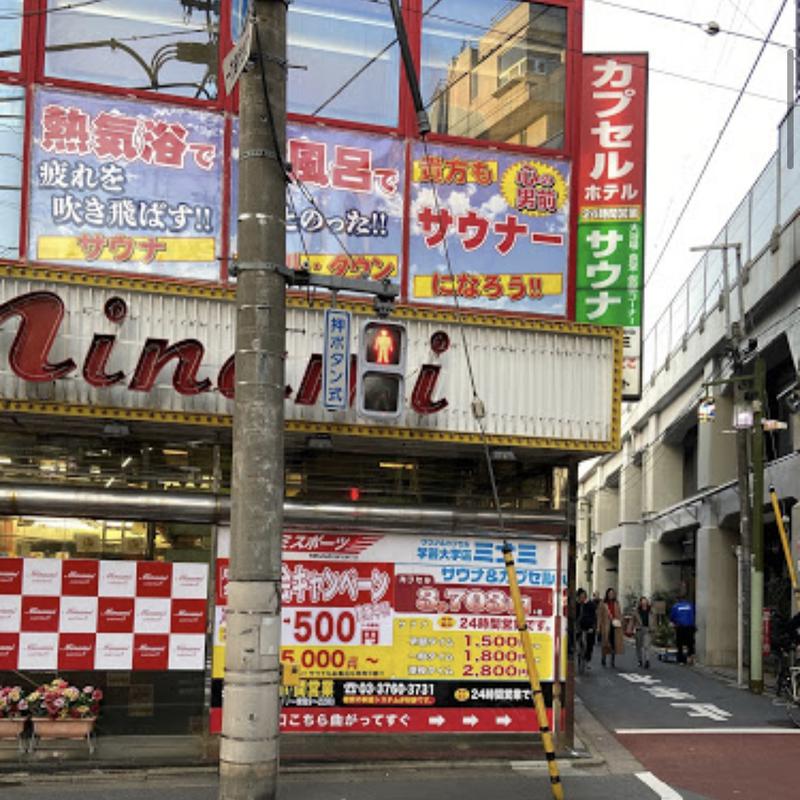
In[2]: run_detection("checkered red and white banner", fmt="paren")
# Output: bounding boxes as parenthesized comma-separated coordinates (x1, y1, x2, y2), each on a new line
(0, 557, 208, 671)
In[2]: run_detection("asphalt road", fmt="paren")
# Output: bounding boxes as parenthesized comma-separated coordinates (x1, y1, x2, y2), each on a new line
(577, 642, 800, 800)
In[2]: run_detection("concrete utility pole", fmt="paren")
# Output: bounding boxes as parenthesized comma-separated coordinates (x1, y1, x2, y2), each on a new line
(220, 2, 286, 798)
(734, 379, 752, 681)
(750, 356, 766, 694)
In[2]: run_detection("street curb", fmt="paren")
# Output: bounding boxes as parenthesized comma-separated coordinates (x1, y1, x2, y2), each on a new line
(0, 753, 606, 784)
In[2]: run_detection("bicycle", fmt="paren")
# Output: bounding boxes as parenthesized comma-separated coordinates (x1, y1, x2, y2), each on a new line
(774, 645, 800, 727)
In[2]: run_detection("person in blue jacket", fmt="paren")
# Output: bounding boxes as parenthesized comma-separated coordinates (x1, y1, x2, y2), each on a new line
(669, 596, 696, 665)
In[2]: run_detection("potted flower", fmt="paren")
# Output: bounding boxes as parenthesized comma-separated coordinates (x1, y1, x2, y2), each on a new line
(0, 685, 28, 746)
(26, 679, 103, 752)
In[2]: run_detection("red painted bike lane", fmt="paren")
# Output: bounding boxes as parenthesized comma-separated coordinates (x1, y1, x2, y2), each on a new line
(618, 731, 799, 799)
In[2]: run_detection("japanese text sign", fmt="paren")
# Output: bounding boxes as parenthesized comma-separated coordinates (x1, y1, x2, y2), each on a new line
(323, 308, 351, 410)
(29, 87, 224, 281)
(286, 122, 404, 287)
(408, 141, 571, 316)
(211, 530, 566, 735)
(576, 54, 648, 400)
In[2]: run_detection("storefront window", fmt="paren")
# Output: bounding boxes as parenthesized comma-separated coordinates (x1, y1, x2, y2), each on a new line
(0, 0, 21, 73)
(44, 0, 220, 100)
(288, 0, 399, 127)
(422, 1, 567, 148)
(0, 517, 212, 561)
(285, 447, 560, 511)
(0, 83, 23, 259)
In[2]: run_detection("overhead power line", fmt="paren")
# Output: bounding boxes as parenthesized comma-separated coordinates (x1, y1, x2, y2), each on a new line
(588, 0, 791, 49)
(644, 0, 790, 289)
(0, 0, 112, 21)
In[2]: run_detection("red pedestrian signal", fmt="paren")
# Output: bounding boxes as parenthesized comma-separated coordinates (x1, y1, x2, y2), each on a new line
(363, 323, 402, 366)
(357, 320, 406, 419)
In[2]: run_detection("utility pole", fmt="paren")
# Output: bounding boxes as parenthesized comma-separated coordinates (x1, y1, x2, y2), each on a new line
(734, 378, 751, 685)
(220, 2, 286, 798)
(750, 355, 766, 694)
(583, 497, 594, 591)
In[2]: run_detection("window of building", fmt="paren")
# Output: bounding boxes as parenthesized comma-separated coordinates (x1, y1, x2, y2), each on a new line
(288, 0, 399, 127)
(0, 0, 21, 73)
(422, 1, 567, 149)
(0, 84, 23, 259)
(44, 0, 220, 100)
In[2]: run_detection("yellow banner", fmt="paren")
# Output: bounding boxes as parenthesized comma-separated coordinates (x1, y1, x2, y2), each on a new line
(413, 273, 563, 301)
(37, 236, 216, 263)
(286, 252, 397, 281)
(278, 617, 553, 682)
(412, 158, 499, 185)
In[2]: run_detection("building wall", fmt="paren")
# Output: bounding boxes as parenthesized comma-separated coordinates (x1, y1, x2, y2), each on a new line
(579, 109, 800, 665)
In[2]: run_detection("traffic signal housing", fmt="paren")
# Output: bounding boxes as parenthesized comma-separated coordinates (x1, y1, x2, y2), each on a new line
(357, 319, 407, 419)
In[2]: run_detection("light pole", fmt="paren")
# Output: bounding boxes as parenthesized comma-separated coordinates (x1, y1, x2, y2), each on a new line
(692, 241, 765, 692)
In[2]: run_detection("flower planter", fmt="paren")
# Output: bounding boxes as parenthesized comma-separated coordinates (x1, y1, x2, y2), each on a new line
(30, 717, 96, 754)
(0, 717, 27, 752)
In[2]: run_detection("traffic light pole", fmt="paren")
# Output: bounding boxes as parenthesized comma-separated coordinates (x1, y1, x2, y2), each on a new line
(220, 2, 286, 798)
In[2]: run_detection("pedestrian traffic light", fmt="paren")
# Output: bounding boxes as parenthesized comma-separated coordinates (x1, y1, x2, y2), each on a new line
(357, 319, 407, 419)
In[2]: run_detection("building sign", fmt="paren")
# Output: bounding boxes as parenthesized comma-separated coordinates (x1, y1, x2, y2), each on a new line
(0, 558, 208, 671)
(576, 54, 647, 400)
(211, 530, 565, 734)
(408, 141, 571, 317)
(29, 87, 224, 281)
(287, 122, 404, 286)
(0, 279, 622, 452)
(322, 308, 351, 410)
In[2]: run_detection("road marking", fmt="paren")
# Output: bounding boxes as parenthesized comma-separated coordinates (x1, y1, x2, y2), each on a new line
(618, 727, 800, 734)
(636, 771, 683, 799)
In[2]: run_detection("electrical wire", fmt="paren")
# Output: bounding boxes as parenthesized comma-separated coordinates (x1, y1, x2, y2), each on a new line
(0, 0, 113, 21)
(644, 0, 790, 290)
(311, 0, 445, 118)
(417, 135, 509, 532)
(253, 21, 312, 278)
(587, 0, 791, 49)
(253, 19, 379, 302)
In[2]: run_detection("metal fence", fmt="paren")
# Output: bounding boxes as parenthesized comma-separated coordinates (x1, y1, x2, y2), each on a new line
(641, 106, 799, 386)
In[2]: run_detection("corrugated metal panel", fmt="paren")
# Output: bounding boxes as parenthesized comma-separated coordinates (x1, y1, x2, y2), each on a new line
(0, 276, 620, 449)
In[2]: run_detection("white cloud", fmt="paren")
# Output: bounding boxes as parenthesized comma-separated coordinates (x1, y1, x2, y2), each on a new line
(478, 192, 508, 221)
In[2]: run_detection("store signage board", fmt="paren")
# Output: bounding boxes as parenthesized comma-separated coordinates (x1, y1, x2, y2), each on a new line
(286, 121, 404, 289)
(0, 281, 621, 452)
(28, 88, 224, 281)
(322, 308, 351, 410)
(407, 141, 571, 317)
(576, 53, 648, 401)
(210, 529, 566, 735)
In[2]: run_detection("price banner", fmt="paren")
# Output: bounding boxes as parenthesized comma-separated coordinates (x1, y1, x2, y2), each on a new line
(211, 531, 565, 734)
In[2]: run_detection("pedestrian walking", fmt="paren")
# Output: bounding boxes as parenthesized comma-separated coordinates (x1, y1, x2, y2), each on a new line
(597, 587, 624, 667)
(633, 596, 654, 668)
(576, 588, 597, 669)
(669, 595, 696, 665)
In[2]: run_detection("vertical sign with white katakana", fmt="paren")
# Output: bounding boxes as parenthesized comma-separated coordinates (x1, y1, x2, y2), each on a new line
(323, 308, 351, 411)
(576, 54, 647, 400)
(29, 87, 224, 281)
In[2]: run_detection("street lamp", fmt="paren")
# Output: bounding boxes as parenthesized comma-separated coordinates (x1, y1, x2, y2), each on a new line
(689, 242, 746, 345)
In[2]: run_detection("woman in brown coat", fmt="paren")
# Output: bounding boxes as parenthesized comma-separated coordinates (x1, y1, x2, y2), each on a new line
(597, 587, 624, 667)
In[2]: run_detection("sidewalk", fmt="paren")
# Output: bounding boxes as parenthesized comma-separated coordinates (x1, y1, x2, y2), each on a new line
(0, 703, 609, 783)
